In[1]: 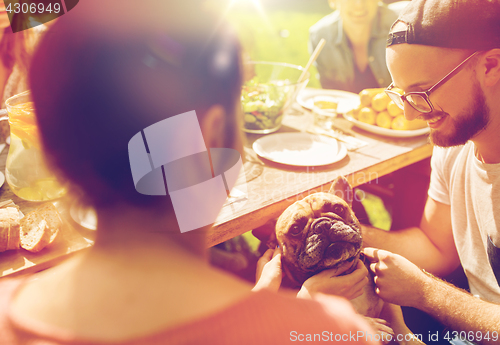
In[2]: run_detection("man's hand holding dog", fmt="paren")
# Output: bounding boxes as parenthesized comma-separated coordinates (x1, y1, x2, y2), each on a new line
(364, 248, 433, 308)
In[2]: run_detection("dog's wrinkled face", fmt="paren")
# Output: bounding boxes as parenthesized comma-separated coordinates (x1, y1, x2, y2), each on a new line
(272, 177, 362, 286)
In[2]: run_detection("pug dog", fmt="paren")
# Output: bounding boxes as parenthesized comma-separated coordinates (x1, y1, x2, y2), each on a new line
(268, 176, 383, 317)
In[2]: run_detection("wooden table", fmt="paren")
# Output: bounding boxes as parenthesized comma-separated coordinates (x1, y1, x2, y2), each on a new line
(0, 98, 432, 276)
(208, 102, 432, 247)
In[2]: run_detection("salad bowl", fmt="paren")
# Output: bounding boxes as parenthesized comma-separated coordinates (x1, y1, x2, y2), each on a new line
(242, 61, 309, 134)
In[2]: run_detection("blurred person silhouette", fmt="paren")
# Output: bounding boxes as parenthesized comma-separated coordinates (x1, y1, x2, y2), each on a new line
(0, 0, 31, 103)
(0, 0, 48, 141)
(0, 1, 383, 344)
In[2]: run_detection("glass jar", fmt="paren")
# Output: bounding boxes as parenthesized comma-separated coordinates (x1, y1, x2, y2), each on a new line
(2, 90, 67, 201)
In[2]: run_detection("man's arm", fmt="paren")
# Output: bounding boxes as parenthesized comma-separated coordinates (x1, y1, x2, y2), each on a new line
(364, 248, 500, 345)
(362, 196, 460, 276)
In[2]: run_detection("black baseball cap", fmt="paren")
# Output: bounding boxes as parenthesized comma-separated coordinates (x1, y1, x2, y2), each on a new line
(387, 0, 500, 50)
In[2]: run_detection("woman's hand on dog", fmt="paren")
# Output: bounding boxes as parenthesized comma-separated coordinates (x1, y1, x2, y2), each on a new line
(296, 259, 369, 300)
(253, 247, 282, 292)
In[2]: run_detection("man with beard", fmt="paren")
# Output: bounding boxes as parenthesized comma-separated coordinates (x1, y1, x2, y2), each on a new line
(361, 0, 500, 344)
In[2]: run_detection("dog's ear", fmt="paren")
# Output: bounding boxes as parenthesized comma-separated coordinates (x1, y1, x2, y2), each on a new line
(328, 176, 353, 207)
(252, 220, 278, 249)
(267, 230, 278, 249)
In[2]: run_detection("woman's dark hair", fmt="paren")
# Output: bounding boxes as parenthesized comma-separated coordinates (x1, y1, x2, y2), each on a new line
(29, 2, 242, 208)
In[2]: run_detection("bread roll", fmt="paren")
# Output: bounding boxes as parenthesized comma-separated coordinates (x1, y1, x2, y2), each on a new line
(0, 209, 9, 252)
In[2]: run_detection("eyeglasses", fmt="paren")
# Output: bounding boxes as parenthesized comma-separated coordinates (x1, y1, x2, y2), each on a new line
(385, 51, 480, 113)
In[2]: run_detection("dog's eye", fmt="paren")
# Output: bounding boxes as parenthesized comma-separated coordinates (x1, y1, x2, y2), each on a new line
(333, 205, 344, 215)
(290, 225, 303, 236)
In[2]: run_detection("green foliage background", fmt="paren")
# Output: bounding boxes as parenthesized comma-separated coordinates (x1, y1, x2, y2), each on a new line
(223, 0, 331, 88)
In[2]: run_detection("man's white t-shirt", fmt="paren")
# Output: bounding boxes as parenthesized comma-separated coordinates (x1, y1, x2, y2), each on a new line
(428, 141, 500, 303)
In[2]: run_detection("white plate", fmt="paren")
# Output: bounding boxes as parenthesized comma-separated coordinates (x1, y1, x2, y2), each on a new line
(70, 200, 97, 230)
(299, 89, 429, 137)
(0, 171, 4, 189)
(297, 88, 359, 112)
(253, 132, 347, 167)
(342, 113, 430, 138)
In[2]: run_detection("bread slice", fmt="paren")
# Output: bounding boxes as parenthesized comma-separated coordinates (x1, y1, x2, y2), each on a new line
(35, 203, 62, 244)
(20, 219, 49, 253)
(0, 209, 10, 252)
(20, 203, 62, 253)
(6, 207, 20, 250)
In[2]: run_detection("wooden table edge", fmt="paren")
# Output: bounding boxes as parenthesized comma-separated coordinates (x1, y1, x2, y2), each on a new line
(207, 143, 433, 247)
(0, 246, 92, 279)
